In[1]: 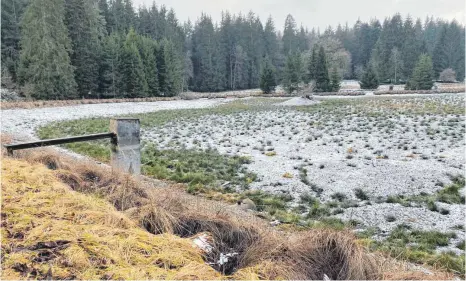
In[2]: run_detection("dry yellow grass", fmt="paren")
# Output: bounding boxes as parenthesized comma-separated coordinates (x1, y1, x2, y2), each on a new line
(1, 158, 221, 280)
(1, 146, 457, 280)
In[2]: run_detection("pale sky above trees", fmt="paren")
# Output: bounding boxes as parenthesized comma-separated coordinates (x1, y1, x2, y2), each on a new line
(133, 0, 465, 29)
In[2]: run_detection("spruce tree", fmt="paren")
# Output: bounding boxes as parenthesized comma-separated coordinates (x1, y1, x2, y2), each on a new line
(64, 0, 102, 97)
(162, 39, 182, 96)
(140, 37, 159, 96)
(263, 16, 279, 70)
(18, 0, 77, 99)
(432, 22, 465, 81)
(259, 57, 276, 94)
(283, 14, 297, 55)
(1, 0, 29, 84)
(359, 65, 379, 89)
(156, 40, 168, 94)
(98, 32, 123, 97)
(315, 46, 330, 92)
(329, 67, 341, 92)
(307, 46, 318, 81)
(406, 54, 434, 90)
(283, 52, 302, 94)
(120, 29, 148, 97)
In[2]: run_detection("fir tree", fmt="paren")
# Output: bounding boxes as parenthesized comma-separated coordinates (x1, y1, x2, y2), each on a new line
(18, 0, 77, 99)
(315, 46, 330, 92)
(406, 54, 434, 90)
(259, 57, 276, 94)
(359, 65, 379, 89)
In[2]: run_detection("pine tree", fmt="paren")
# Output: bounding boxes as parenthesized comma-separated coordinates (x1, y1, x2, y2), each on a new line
(120, 28, 148, 97)
(329, 66, 341, 92)
(406, 54, 434, 90)
(259, 57, 276, 94)
(18, 0, 77, 99)
(315, 46, 330, 92)
(359, 65, 379, 89)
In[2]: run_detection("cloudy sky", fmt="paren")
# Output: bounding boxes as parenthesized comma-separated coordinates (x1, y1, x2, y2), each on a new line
(132, 0, 465, 30)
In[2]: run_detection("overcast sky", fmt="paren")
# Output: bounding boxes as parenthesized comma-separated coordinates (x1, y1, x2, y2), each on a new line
(132, 0, 465, 30)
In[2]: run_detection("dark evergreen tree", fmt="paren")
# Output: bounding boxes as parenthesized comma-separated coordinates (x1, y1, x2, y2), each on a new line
(329, 66, 341, 92)
(1, 0, 29, 84)
(98, 32, 123, 96)
(406, 54, 434, 90)
(98, 0, 112, 34)
(18, 0, 77, 99)
(315, 46, 330, 92)
(259, 57, 276, 94)
(282, 14, 297, 55)
(283, 52, 302, 94)
(64, 0, 103, 97)
(432, 21, 465, 80)
(359, 65, 379, 89)
(140, 37, 159, 96)
(401, 16, 422, 79)
(307, 46, 318, 81)
(263, 16, 280, 70)
(191, 14, 218, 91)
(120, 28, 148, 97)
(162, 39, 183, 96)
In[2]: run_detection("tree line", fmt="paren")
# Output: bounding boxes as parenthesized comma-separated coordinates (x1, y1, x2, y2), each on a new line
(1, 0, 464, 99)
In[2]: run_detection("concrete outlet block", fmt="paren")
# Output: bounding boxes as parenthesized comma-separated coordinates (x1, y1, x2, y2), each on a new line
(110, 118, 141, 175)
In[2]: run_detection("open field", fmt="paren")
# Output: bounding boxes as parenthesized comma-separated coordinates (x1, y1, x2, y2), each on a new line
(2, 93, 465, 276)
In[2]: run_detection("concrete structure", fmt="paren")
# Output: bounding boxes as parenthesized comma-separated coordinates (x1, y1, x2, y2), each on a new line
(110, 118, 141, 175)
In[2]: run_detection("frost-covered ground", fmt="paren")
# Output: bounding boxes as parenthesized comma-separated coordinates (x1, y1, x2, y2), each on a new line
(143, 94, 465, 252)
(1, 98, 232, 140)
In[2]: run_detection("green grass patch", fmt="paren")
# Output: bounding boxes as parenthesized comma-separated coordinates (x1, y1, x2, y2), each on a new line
(142, 144, 255, 189)
(370, 225, 464, 276)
